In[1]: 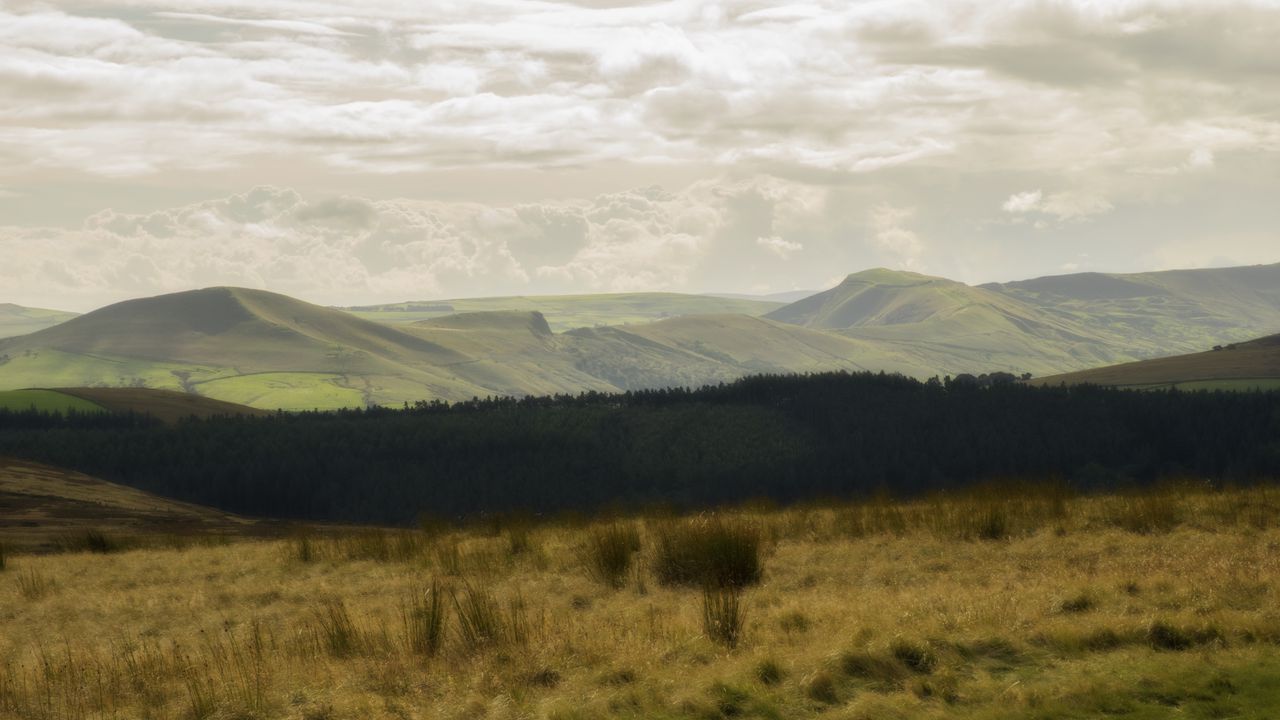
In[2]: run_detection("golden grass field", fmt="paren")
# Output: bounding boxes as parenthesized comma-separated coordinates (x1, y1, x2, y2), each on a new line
(3, 483, 1280, 720)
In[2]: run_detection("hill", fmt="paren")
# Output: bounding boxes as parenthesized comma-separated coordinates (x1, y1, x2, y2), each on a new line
(0, 387, 261, 421)
(763, 265, 1280, 376)
(0, 457, 259, 551)
(0, 303, 76, 339)
(983, 263, 1280, 356)
(4, 262, 1279, 409)
(0, 288, 923, 409)
(345, 292, 784, 332)
(1035, 333, 1280, 389)
(766, 269, 1121, 375)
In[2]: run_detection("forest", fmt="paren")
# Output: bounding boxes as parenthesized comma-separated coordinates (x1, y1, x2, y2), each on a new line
(1, 372, 1279, 524)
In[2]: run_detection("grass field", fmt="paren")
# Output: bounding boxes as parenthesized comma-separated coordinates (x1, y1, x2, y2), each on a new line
(193, 372, 368, 411)
(0, 389, 103, 413)
(4, 483, 1280, 719)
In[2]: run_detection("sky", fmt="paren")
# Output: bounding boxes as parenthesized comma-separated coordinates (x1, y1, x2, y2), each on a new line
(1, 0, 1278, 311)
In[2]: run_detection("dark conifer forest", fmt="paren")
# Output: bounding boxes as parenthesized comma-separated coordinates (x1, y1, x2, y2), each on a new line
(2, 372, 1278, 524)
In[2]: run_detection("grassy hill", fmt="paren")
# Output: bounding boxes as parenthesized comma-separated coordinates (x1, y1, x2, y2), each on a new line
(765, 265, 1280, 377)
(3, 263, 1278, 409)
(0, 303, 76, 339)
(0, 288, 922, 410)
(0, 457, 260, 551)
(0, 387, 261, 421)
(766, 269, 1125, 375)
(345, 292, 785, 332)
(984, 263, 1280, 356)
(1036, 333, 1280, 389)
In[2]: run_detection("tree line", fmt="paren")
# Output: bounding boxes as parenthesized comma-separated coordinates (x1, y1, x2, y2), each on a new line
(1, 372, 1278, 524)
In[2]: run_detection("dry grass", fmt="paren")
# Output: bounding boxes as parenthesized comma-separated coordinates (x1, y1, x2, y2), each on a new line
(4, 484, 1280, 719)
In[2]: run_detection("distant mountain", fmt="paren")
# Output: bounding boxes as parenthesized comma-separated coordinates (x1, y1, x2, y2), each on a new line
(1034, 333, 1280, 390)
(766, 268, 1123, 375)
(983, 263, 1280, 352)
(0, 303, 77, 339)
(0, 287, 924, 409)
(345, 292, 784, 332)
(3, 262, 1278, 409)
(764, 264, 1280, 376)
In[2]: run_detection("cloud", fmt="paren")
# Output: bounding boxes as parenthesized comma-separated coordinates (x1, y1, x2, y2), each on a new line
(1, 1, 1276, 180)
(756, 235, 803, 258)
(1002, 190, 1043, 213)
(1002, 189, 1112, 221)
(868, 203, 923, 268)
(0, 178, 840, 310)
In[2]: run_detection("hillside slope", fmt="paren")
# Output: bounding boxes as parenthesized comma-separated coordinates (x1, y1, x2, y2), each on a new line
(0, 458, 259, 551)
(767, 269, 1118, 375)
(0, 303, 77, 339)
(0, 288, 923, 409)
(984, 263, 1280, 355)
(1035, 333, 1280, 389)
(764, 265, 1280, 376)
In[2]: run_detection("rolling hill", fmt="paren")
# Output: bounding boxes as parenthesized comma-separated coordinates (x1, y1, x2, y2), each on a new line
(2, 262, 1278, 409)
(0, 387, 262, 421)
(0, 303, 77, 339)
(1035, 333, 1280, 390)
(345, 292, 784, 332)
(984, 263, 1280, 353)
(0, 457, 261, 551)
(0, 287, 925, 409)
(766, 264, 1280, 376)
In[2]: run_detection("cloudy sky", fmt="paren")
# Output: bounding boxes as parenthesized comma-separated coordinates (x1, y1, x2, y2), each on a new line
(1, 0, 1278, 310)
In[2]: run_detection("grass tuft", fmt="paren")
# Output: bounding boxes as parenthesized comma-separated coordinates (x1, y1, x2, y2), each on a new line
(402, 581, 448, 657)
(582, 523, 641, 588)
(754, 658, 784, 685)
(702, 587, 746, 649)
(452, 583, 527, 652)
(16, 567, 51, 600)
(653, 515, 761, 589)
(313, 600, 361, 658)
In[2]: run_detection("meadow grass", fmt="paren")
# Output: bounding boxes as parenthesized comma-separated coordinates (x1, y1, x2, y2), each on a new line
(3, 484, 1280, 718)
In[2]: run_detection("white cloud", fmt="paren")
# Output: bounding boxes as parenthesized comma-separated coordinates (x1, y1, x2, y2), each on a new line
(756, 235, 803, 258)
(868, 203, 923, 269)
(1, 1, 1276, 180)
(1001, 189, 1112, 221)
(1002, 190, 1043, 213)
(0, 178, 842, 310)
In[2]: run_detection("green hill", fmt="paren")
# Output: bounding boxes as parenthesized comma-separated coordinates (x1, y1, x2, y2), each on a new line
(345, 292, 784, 332)
(983, 263, 1280, 355)
(1035, 333, 1280, 390)
(0, 288, 920, 409)
(766, 269, 1120, 375)
(0, 303, 77, 339)
(763, 265, 1280, 376)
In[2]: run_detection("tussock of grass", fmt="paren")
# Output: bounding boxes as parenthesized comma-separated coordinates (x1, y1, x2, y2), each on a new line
(16, 567, 50, 600)
(402, 581, 448, 657)
(452, 583, 527, 652)
(312, 600, 362, 658)
(582, 523, 641, 588)
(701, 587, 746, 648)
(653, 515, 761, 588)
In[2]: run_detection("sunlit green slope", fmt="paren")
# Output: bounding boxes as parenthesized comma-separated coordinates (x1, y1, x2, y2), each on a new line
(0, 303, 77, 339)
